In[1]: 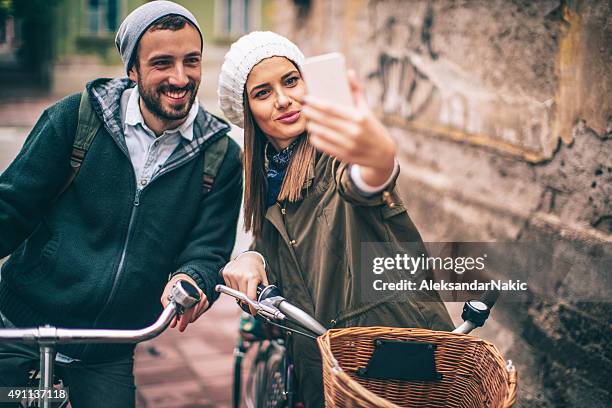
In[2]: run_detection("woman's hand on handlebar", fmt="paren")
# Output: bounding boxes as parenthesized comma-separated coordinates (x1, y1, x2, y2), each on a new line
(221, 251, 269, 313)
(160, 274, 209, 332)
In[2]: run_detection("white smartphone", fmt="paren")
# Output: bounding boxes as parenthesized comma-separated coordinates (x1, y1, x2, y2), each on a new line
(301, 52, 354, 107)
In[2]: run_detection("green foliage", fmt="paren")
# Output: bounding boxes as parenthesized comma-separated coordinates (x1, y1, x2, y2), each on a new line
(0, 0, 11, 23)
(1, 0, 61, 75)
(13, 0, 61, 21)
(0, 0, 62, 22)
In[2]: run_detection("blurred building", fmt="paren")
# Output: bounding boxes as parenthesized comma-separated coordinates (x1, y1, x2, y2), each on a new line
(0, 0, 275, 97)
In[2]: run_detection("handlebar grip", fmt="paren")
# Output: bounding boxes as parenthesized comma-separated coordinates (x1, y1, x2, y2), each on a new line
(171, 280, 201, 310)
(457, 289, 499, 332)
(179, 280, 200, 300)
(479, 289, 500, 309)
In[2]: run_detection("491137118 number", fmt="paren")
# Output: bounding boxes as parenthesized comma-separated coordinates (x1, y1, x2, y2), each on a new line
(0, 387, 69, 402)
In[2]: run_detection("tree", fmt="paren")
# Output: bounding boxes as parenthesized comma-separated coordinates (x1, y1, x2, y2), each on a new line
(1, 0, 60, 81)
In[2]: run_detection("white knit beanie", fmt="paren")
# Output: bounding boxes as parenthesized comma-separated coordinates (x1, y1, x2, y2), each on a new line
(218, 31, 305, 128)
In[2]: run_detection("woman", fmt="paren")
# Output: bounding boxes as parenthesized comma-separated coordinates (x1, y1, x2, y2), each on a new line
(218, 31, 453, 407)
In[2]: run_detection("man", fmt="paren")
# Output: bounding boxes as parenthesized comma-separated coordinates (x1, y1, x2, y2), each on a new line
(0, 1, 242, 406)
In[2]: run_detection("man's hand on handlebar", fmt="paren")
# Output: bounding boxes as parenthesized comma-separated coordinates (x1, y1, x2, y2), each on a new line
(221, 251, 269, 314)
(160, 274, 209, 332)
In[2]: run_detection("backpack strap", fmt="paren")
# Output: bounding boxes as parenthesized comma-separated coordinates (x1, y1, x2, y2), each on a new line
(202, 135, 229, 196)
(55, 88, 101, 201)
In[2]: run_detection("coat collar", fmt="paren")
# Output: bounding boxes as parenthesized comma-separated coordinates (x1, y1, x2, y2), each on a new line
(86, 77, 230, 166)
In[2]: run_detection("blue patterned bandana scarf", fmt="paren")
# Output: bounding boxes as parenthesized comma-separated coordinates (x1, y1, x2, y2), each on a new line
(266, 138, 301, 208)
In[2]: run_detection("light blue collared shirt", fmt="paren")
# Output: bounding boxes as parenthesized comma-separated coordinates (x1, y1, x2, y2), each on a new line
(122, 86, 199, 188)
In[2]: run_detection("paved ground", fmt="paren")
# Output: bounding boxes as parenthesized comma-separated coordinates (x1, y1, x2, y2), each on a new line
(134, 296, 244, 408)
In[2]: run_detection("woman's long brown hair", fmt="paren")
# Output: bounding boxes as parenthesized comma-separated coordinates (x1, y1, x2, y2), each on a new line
(243, 91, 316, 237)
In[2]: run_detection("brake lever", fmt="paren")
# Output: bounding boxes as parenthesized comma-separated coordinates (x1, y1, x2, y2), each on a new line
(258, 298, 286, 321)
(216, 284, 286, 320)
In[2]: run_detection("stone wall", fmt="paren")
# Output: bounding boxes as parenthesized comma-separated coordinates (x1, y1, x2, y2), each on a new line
(273, 0, 611, 406)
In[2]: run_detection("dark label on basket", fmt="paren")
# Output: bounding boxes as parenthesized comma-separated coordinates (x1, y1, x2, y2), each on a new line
(356, 339, 442, 381)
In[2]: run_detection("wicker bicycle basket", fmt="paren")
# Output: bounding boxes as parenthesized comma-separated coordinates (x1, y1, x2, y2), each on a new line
(317, 327, 517, 407)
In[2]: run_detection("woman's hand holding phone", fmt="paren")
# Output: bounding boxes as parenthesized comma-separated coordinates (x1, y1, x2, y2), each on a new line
(302, 70, 397, 187)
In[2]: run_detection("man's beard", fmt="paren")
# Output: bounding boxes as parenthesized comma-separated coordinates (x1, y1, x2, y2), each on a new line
(138, 78, 198, 122)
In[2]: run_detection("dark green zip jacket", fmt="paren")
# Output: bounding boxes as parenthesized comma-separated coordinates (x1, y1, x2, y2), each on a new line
(252, 153, 453, 407)
(0, 78, 242, 361)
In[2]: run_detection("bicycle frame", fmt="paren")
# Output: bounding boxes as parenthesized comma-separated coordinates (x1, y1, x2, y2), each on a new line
(0, 280, 199, 408)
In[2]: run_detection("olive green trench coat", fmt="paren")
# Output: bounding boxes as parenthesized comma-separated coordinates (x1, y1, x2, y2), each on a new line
(252, 153, 453, 407)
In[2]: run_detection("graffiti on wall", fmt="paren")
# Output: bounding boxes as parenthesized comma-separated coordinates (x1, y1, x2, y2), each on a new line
(363, 2, 556, 162)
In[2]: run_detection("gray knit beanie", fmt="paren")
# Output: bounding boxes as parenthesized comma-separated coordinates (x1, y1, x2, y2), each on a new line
(115, 0, 203, 74)
(218, 31, 305, 128)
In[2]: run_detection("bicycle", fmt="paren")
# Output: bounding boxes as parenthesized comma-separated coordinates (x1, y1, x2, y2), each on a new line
(218, 284, 516, 408)
(0, 280, 200, 408)
(230, 284, 301, 408)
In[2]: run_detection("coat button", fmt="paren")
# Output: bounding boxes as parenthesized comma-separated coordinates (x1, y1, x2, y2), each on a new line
(289, 240, 296, 246)
(281, 208, 286, 215)
(382, 191, 395, 207)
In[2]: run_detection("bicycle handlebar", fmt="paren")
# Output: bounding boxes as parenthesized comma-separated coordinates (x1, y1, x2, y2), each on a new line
(452, 289, 500, 334)
(253, 284, 325, 335)
(275, 300, 326, 336)
(216, 284, 327, 336)
(479, 289, 500, 309)
(217, 283, 500, 338)
(0, 279, 200, 344)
